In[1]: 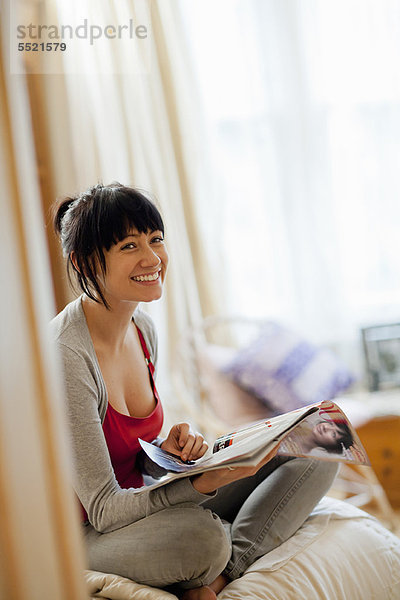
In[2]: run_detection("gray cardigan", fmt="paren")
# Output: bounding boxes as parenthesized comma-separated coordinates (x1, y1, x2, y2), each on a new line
(50, 296, 210, 533)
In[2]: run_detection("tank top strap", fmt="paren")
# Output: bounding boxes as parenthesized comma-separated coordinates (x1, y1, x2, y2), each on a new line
(135, 324, 152, 363)
(134, 324, 158, 399)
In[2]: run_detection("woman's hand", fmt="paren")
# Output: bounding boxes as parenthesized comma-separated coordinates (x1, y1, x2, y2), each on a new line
(191, 446, 278, 494)
(161, 423, 208, 462)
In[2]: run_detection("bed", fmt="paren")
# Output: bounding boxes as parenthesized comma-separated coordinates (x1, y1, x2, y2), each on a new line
(85, 497, 400, 600)
(85, 318, 400, 599)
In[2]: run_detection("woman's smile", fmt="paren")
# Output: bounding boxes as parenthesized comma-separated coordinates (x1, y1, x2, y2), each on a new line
(131, 270, 162, 283)
(99, 229, 169, 305)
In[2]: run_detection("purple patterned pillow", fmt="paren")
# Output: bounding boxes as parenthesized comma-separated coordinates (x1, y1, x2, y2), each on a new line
(221, 323, 355, 415)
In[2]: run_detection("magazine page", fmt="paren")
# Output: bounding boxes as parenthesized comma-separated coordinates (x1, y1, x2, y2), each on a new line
(135, 435, 279, 494)
(277, 400, 370, 465)
(136, 400, 370, 494)
(212, 404, 319, 453)
(139, 430, 277, 474)
(140, 403, 319, 473)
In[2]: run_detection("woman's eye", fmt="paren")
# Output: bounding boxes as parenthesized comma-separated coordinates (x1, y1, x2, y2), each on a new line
(122, 243, 136, 250)
(151, 236, 164, 244)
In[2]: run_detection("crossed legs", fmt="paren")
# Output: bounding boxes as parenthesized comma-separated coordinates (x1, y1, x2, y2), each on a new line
(83, 456, 338, 595)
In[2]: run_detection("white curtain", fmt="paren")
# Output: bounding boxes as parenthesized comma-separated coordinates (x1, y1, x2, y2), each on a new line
(33, 0, 221, 422)
(179, 0, 400, 380)
(0, 10, 88, 594)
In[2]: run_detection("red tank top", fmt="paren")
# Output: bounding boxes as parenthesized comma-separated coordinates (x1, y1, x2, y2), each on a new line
(81, 324, 164, 522)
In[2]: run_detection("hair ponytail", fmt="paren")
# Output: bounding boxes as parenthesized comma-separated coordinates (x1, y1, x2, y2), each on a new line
(52, 195, 78, 236)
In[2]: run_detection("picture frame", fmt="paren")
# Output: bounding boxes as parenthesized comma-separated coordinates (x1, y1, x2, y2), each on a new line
(361, 323, 400, 391)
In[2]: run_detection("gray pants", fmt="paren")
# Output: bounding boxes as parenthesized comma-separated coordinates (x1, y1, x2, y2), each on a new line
(83, 457, 338, 591)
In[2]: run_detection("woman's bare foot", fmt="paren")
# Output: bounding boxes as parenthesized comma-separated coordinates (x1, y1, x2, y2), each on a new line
(180, 574, 229, 600)
(209, 574, 229, 594)
(180, 586, 217, 600)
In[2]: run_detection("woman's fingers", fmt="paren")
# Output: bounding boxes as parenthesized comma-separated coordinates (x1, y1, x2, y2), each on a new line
(176, 424, 207, 461)
(161, 423, 190, 455)
(187, 435, 208, 461)
(161, 423, 209, 462)
(181, 432, 202, 461)
(177, 423, 191, 449)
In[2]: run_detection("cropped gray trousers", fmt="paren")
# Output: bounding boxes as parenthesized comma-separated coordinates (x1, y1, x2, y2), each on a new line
(83, 457, 338, 592)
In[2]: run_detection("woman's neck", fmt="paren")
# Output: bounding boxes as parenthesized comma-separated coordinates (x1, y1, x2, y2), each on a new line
(81, 295, 139, 352)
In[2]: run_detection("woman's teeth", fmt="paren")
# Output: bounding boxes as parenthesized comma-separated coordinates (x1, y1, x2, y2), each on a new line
(132, 272, 159, 282)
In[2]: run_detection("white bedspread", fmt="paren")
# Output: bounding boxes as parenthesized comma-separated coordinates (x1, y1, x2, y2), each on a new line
(85, 498, 400, 600)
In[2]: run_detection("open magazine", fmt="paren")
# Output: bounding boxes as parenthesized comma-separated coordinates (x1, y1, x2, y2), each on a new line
(137, 400, 370, 494)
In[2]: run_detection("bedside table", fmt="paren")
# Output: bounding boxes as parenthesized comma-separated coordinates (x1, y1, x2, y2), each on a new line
(356, 415, 400, 507)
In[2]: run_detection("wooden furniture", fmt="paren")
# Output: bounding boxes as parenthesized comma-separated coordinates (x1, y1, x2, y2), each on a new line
(336, 390, 400, 513)
(356, 415, 400, 508)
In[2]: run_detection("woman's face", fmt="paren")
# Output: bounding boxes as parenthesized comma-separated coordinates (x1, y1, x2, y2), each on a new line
(312, 421, 342, 448)
(99, 228, 169, 306)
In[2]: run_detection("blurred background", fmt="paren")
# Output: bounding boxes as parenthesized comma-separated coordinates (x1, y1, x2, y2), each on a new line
(6, 0, 400, 381)
(2, 0, 400, 596)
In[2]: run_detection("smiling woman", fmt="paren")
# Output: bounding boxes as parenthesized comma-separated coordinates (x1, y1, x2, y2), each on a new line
(99, 229, 168, 307)
(50, 182, 338, 600)
(53, 182, 167, 309)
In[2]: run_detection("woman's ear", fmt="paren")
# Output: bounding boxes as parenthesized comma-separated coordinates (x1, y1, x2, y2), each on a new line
(69, 251, 80, 273)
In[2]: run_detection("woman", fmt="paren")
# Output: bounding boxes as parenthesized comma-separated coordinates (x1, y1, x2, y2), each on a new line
(51, 182, 338, 600)
(280, 415, 354, 459)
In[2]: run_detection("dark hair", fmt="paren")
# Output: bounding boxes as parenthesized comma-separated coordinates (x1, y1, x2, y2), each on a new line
(53, 182, 164, 308)
(322, 421, 354, 454)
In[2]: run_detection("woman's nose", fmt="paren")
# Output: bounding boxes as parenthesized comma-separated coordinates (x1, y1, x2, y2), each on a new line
(141, 244, 161, 266)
